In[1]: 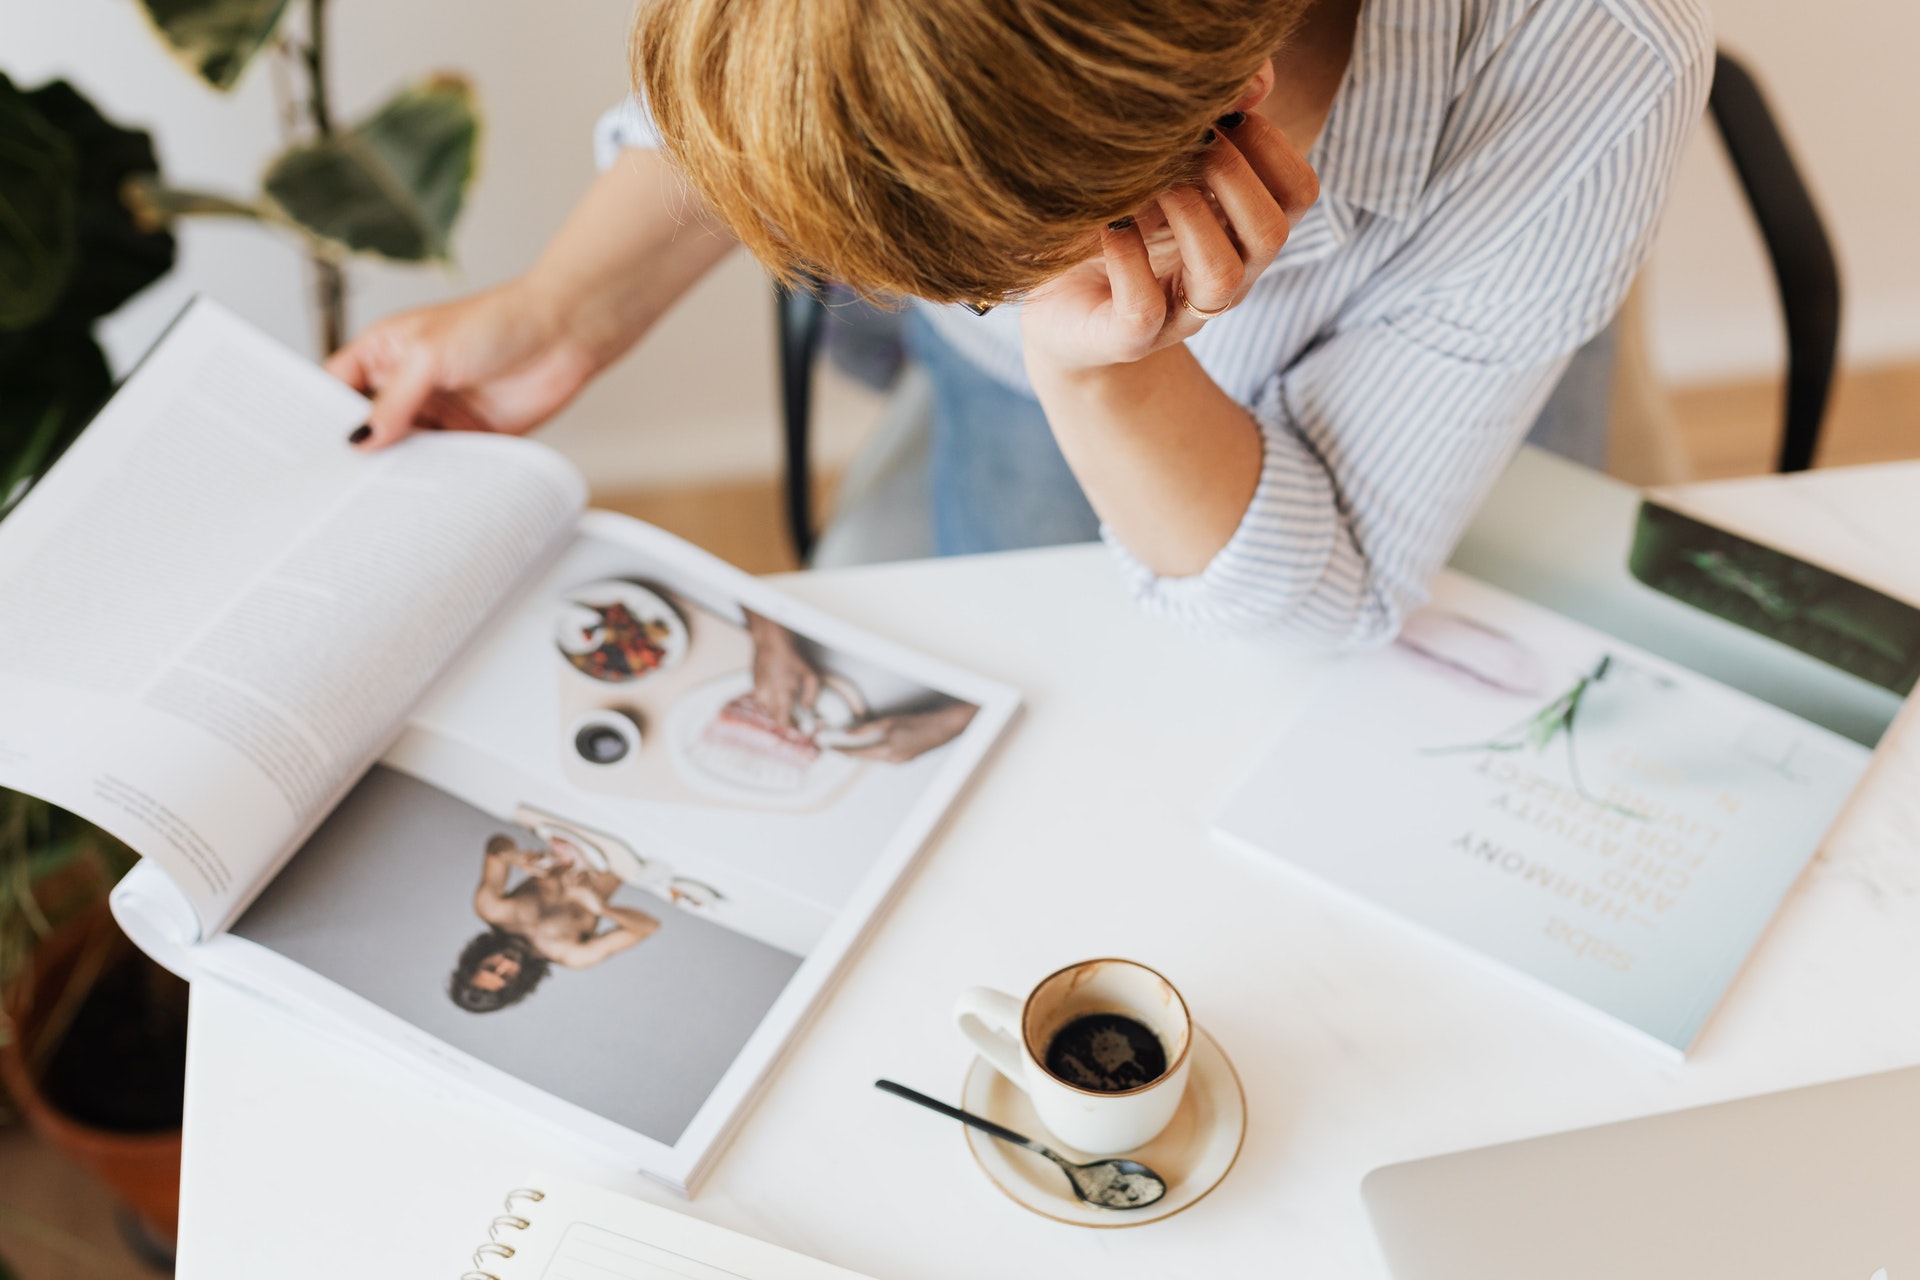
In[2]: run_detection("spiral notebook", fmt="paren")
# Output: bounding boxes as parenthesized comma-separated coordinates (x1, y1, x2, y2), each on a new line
(460, 1175, 876, 1280)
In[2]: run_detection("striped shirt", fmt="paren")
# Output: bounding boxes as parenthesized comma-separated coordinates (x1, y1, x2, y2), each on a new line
(599, 0, 1714, 647)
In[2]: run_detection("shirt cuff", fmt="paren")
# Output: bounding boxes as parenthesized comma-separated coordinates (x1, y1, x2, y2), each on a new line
(593, 96, 660, 170)
(1100, 382, 1385, 646)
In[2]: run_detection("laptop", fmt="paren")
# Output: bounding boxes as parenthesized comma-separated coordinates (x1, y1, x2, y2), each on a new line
(1363, 1065, 1920, 1279)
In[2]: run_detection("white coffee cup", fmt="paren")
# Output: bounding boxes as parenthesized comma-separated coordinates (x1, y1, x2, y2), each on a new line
(953, 958, 1192, 1155)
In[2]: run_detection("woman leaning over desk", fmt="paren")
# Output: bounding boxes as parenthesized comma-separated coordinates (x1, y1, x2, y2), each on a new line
(331, 0, 1711, 648)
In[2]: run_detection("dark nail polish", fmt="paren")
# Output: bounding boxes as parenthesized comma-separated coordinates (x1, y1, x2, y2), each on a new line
(1215, 111, 1247, 130)
(1201, 128, 1217, 145)
(1106, 217, 1135, 231)
(349, 424, 372, 445)
(962, 301, 995, 317)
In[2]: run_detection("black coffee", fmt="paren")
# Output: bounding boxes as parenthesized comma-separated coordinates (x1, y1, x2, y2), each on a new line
(1043, 1013, 1168, 1093)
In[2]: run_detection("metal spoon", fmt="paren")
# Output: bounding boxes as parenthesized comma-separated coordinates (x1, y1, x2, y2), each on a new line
(874, 1079, 1168, 1210)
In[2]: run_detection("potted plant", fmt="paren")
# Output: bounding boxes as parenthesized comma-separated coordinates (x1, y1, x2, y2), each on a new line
(0, 793, 182, 1261)
(125, 0, 482, 354)
(0, 68, 188, 1268)
(1, 9, 481, 1260)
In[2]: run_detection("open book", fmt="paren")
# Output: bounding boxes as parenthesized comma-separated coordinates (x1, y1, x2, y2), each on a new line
(1215, 456, 1918, 1057)
(0, 300, 1018, 1192)
(456, 1173, 874, 1279)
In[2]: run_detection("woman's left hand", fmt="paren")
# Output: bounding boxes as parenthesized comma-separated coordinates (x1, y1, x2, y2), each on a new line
(1020, 112, 1319, 374)
(835, 702, 978, 764)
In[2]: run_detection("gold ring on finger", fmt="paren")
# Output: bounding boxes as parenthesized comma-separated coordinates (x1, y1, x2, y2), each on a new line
(1181, 296, 1233, 320)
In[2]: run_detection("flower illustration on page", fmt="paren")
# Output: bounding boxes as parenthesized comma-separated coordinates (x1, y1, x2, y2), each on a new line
(1423, 653, 1653, 820)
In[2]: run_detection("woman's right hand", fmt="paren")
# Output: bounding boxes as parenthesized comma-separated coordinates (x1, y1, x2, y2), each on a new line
(325, 278, 605, 449)
(328, 151, 740, 448)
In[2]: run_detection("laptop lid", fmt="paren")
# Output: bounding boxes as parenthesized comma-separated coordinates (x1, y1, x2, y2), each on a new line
(1363, 1065, 1920, 1279)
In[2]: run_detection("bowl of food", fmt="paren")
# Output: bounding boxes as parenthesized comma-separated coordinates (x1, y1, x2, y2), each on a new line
(554, 580, 689, 682)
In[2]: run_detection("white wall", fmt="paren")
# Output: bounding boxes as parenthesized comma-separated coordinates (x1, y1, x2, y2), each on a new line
(7, 0, 1915, 489)
(5, 0, 880, 491)
(1646, 0, 1920, 383)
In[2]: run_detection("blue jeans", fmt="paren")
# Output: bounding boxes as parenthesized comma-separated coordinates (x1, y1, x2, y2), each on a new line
(904, 311, 1615, 557)
(906, 312, 1103, 555)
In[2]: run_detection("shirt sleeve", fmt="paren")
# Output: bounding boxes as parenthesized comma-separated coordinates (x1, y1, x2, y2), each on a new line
(593, 95, 660, 170)
(1107, 50, 1710, 648)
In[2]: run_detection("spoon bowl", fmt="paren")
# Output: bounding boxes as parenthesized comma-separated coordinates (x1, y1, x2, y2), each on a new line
(1056, 1154, 1168, 1210)
(875, 1079, 1169, 1211)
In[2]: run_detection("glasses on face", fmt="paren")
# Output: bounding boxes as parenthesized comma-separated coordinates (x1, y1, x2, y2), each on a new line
(962, 301, 995, 316)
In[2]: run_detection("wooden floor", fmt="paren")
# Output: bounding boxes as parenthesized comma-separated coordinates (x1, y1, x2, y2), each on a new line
(0, 1128, 160, 1279)
(596, 476, 839, 576)
(3, 360, 1917, 1279)
(1672, 361, 1920, 480)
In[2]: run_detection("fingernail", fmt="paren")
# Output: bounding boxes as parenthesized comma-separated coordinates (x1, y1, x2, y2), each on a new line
(349, 424, 372, 445)
(1215, 111, 1247, 130)
(1106, 216, 1135, 231)
(1201, 128, 1217, 145)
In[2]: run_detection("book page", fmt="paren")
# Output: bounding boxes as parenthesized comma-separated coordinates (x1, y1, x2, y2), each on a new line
(0, 300, 585, 940)
(493, 1174, 875, 1279)
(202, 510, 1019, 1186)
(1213, 569, 1874, 1055)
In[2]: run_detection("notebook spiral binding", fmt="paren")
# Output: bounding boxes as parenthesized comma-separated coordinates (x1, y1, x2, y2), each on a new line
(460, 1188, 546, 1280)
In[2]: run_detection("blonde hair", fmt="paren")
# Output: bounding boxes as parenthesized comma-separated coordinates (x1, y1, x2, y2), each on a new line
(634, 0, 1304, 304)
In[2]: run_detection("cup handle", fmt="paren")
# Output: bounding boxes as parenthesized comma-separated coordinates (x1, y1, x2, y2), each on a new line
(953, 987, 1027, 1091)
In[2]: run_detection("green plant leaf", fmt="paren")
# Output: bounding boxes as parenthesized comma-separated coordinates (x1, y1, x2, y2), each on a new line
(0, 327, 112, 517)
(135, 0, 293, 91)
(0, 80, 173, 518)
(20, 81, 177, 324)
(0, 74, 79, 331)
(1, 787, 139, 993)
(263, 75, 479, 263)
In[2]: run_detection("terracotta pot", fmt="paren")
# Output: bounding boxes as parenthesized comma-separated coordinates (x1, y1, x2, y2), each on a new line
(0, 902, 182, 1244)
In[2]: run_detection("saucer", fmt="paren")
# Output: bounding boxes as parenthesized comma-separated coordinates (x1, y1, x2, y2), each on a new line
(960, 1023, 1246, 1228)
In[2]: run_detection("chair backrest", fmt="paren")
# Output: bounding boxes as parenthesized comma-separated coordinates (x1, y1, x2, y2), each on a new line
(1707, 50, 1841, 474)
(776, 278, 830, 564)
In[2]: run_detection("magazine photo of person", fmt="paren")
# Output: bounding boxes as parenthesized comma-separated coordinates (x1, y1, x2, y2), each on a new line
(232, 766, 802, 1146)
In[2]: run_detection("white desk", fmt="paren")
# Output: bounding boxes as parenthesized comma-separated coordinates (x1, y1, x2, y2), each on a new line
(176, 454, 1920, 1279)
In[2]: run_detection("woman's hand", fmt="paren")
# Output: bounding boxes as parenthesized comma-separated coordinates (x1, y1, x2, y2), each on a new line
(501, 846, 547, 874)
(1015, 111, 1316, 577)
(1019, 112, 1319, 375)
(837, 702, 977, 764)
(327, 152, 741, 449)
(744, 609, 822, 727)
(325, 278, 604, 450)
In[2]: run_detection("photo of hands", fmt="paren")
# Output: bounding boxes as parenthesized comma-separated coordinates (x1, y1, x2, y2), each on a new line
(552, 577, 976, 810)
(391, 519, 995, 948)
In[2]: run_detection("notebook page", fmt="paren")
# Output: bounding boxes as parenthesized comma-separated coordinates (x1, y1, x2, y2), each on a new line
(542, 1223, 754, 1280)
(496, 1175, 875, 1280)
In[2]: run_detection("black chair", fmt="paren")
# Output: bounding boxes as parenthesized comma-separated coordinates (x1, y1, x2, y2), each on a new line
(774, 49, 1841, 565)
